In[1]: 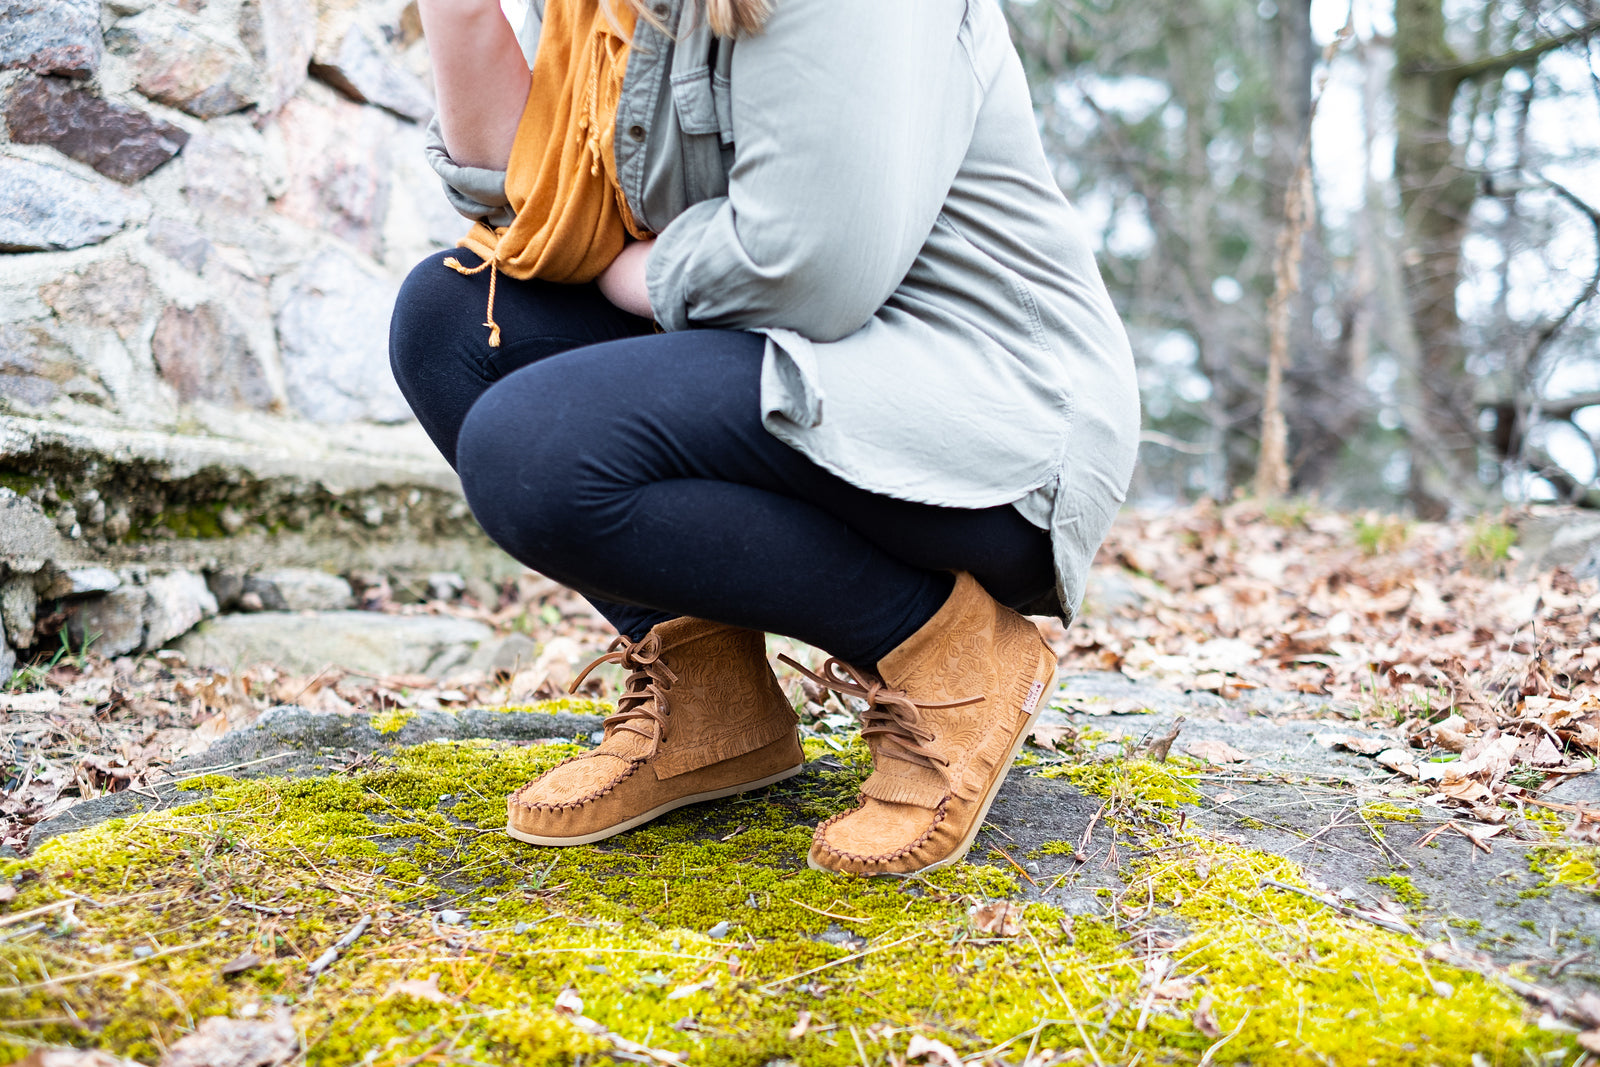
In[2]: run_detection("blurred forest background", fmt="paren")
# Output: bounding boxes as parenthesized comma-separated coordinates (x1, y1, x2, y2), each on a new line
(1004, 0, 1600, 516)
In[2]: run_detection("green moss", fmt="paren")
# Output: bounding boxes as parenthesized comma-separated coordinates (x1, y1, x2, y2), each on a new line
(0, 473, 44, 499)
(1353, 515, 1410, 555)
(370, 708, 416, 735)
(1036, 754, 1201, 806)
(0, 742, 1569, 1066)
(1362, 802, 1421, 822)
(142, 503, 230, 540)
(1527, 846, 1599, 896)
(1370, 874, 1428, 908)
(1466, 519, 1517, 563)
(485, 698, 614, 717)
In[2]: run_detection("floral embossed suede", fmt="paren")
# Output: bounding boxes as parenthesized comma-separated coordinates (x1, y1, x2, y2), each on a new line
(801, 573, 1058, 875)
(506, 617, 802, 846)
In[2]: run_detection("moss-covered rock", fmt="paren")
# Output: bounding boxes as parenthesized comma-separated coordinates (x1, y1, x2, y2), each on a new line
(0, 726, 1572, 1066)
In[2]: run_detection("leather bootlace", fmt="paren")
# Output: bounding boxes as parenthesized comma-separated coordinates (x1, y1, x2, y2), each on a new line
(778, 655, 981, 775)
(572, 633, 679, 757)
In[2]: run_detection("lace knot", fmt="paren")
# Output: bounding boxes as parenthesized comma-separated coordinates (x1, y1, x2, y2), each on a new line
(572, 633, 680, 758)
(778, 655, 981, 777)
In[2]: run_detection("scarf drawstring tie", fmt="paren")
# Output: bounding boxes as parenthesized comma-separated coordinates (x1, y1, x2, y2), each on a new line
(443, 244, 504, 348)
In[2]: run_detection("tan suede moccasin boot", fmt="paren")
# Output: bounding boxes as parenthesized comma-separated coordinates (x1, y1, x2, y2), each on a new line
(791, 572, 1058, 875)
(506, 617, 803, 846)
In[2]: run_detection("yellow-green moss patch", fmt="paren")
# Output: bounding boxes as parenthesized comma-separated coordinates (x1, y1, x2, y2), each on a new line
(0, 744, 1569, 1066)
(370, 708, 416, 735)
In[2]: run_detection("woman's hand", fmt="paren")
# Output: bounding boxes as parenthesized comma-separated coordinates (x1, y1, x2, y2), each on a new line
(597, 239, 656, 319)
(419, 0, 531, 170)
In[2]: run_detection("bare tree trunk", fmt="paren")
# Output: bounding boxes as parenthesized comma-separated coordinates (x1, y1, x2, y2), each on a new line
(1391, 0, 1599, 515)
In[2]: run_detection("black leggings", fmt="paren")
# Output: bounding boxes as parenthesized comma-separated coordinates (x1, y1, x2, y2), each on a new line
(389, 249, 1055, 666)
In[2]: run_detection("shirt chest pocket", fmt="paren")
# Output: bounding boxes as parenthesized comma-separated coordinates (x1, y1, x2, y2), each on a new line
(668, 39, 735, 149)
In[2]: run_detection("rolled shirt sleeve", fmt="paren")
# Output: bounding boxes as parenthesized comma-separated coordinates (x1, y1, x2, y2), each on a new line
(645, 0, 981, 342)
(423, 115, 517, 229)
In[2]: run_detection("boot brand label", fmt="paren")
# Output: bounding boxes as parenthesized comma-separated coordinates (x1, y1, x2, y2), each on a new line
(1021, 681, 1045, 715)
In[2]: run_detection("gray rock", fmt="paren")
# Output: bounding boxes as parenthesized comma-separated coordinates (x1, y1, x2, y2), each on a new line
(4, 75, 190, 183)
(437, 910, 464, 925)
(60, 567, 122, 596)
(1083, 567, 1148, 614)
(0, 152, 140, 253)
(274, 253, 409, 424)
(1517, 511, 1600, 579)
(0, 0, 101, 78)
(106, 7, 259, 119)
(143, 571, 219, 650)
(0, 320, 109, 410)
(0, 639, 15, 681)
(24, 702, 607, 848)
(180, 133, 267, 221)
(238, 0, 315, 114)
(463, 633, 540, 679)
(310, 25, 433, 123)
(1545, 771, 1600, 808)
(206, 571, 246, 611)
(151, 304, 275, 410)
(145, 217, 211, 273)
(0, 577, 38, 649)
(67, 587, 146, 657)
(0, 491, 62, 563)
(39, 259, 153, 340)
(174, 611, 494, 676)
(245, 568, 354, 611)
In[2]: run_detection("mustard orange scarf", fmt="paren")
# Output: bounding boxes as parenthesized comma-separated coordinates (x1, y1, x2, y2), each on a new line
(449, 0, 652, 345)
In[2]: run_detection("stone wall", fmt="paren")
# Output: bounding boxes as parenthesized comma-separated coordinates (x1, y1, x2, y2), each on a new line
(0, 0, 514, 669)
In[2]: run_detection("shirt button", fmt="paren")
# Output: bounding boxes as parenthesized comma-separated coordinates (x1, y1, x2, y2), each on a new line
(628, 124, 647, 142)
(652, 2, 669, 16)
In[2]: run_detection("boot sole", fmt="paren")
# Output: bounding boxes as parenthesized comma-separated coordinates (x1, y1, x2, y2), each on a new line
(809, 653, 1059, 876)
(506, 762, 805, 847)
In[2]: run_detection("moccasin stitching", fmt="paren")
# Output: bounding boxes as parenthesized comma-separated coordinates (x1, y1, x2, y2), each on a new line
(811, 795, 949, 866)
(509, 755, 644, 813)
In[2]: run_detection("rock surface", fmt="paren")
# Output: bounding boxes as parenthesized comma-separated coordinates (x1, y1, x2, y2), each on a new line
(106, 6, 259, 119)
(244, 567, 355, 610)
(26, 701, 606, 845)
(150, 304, 276, 409)
(239, 0, 316, 113)
(0, 0, 102, 78)
(64, 571, 219, 655)
(67, 586, 147, 656)
(0, 491, 64, 562)
(0, 153, 141, 252)
(24, 675, 1600, 1008)
(142, 570, 220, 648)
(310, 24, 433, 122)
(4, 75, 190, 183)
(273, 94, 397, 259)
(174, 610, 494, 675)
(274, 252, 410, 424)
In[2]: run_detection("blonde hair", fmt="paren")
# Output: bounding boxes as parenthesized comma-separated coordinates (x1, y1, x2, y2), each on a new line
(624, 0, 772, 37)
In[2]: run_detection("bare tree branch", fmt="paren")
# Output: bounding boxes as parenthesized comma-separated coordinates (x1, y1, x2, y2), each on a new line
(1409, 16, 1600, 85)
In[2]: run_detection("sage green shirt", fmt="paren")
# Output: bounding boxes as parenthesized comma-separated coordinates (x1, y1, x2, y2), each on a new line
(425, 0, 1140, 621)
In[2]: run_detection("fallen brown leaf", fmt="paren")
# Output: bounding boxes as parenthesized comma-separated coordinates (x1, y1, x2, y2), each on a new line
(219, 951, 263, 978)
(1185, 739, 1249, 764)
(1192, 993, 1222, 1038)
(158, 1012, 298, 1067)
(969, 900, 1024, 937)
(385, 973, 455, 1004)
(905, 1035, 964, 1067)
